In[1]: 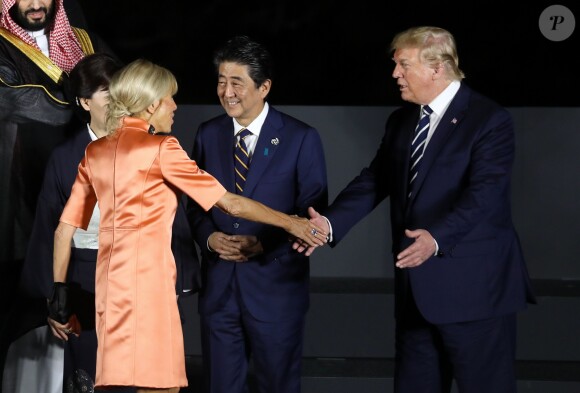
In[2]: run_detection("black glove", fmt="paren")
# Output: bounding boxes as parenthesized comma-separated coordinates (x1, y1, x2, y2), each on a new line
(47, 282, 72, 324)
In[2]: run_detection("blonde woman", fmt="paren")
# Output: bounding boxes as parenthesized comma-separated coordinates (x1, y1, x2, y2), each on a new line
(48, 59, 326, 393)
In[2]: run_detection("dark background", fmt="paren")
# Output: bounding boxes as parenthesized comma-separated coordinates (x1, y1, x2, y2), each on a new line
(76, 0, 579, 107)
(63, 2, 580, 387)
(59, 3, 580, 389)
(71, 0, 580, 281)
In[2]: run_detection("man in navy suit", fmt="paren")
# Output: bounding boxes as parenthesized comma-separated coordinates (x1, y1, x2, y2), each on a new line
(296, 26, 536, 393)
(187, 35, 328, 393)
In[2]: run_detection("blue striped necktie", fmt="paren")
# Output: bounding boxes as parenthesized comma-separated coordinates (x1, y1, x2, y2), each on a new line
(408, 105, 433, 198)
(234, 128, 252, 194)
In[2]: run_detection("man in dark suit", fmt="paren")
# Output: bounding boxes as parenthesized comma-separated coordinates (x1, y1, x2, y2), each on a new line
(296, 26, 536, 393)
(187, 35, 328, 393)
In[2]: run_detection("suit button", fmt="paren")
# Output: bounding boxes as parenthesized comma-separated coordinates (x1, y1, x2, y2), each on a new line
(233, 223, 239, 229)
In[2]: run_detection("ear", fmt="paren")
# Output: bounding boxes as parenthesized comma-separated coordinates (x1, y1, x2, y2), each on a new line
(259, 79, 272, 99)
(432, 64, 445, 81)
(79, 97, 90, 112)
(147, 99, 161, 115)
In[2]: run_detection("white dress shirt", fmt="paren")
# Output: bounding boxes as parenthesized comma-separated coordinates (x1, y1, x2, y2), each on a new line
(27, 29, 49, 57)
(233, 102, 270, 158)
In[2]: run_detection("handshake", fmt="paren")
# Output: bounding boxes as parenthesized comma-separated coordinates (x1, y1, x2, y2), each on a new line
(292, 207, 330, 256)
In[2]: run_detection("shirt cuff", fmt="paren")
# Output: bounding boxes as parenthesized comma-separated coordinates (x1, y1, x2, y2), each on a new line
(433, 238, 441, 256)
(323, 216, 333, 243)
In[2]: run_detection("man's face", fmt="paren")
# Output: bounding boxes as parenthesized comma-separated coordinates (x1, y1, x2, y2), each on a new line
(11, 0, 55, 31)
(216, 61, 270, 127)
(391, 47, 437, 105)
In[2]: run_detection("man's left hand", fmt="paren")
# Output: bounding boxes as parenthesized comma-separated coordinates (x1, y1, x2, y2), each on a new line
(396, 229, 436, 268)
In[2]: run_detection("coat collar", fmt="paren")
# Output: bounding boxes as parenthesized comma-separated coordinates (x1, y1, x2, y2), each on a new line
(120, 116, 150, 132)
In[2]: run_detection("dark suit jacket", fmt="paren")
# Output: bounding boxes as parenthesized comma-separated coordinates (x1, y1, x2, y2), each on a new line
(187, 106, 328, 322)
(325, 84, 536, 324)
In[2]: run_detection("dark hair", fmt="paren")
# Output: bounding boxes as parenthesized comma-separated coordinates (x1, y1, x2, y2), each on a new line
(213, 35, 274, 89)
(67, 53, 123, 123)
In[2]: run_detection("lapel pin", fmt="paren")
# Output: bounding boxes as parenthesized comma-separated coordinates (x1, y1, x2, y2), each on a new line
(451, 118, 457, 124)
(263, 147, 269, 156)
(271, 138, 279, 145)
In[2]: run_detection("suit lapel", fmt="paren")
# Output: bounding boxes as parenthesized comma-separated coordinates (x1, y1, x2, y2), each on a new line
(401, 109, 421, 203)
(242, 109, 282, 196)
(215, 118, 237, 192)
(407, 85, 470, 206)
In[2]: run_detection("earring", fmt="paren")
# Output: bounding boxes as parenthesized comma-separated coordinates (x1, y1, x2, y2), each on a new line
(75, 97, 80, 106)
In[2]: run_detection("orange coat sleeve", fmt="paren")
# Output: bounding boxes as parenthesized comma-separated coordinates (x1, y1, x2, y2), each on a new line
(159, 136, 226, 211)
(59, 155, 98, 230)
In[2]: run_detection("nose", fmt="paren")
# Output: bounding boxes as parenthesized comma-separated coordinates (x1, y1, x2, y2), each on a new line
(392, 64, 402, 79)
(29, 0, 43, 9)
(224, 83, 236, 97)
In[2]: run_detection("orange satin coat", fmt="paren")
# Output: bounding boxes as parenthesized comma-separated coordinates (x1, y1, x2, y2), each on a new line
(60, 117, 226, 388)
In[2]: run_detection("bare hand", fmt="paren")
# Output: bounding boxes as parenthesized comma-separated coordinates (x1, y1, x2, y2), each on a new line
(287, 208, 327, 250)
(47, 314, 81, 341)
(209, 232, 263, 262)
(396, 229, 436, 268)
(209, 232, 245, 261)
(292, 207, 329, 256)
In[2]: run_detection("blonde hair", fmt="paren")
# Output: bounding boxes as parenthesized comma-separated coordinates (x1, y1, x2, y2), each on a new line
(391, 26, 465, 81)
(105, 59, 178, 135)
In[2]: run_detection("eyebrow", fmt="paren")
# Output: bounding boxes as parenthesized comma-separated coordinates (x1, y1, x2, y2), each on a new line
(218, 74, 245, 82)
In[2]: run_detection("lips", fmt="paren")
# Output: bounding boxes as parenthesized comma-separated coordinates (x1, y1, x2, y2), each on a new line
(26, 10, 46, 20)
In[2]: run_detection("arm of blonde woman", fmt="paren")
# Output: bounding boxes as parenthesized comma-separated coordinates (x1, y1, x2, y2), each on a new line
(48, 222, 81, 340)
(53, 222, 76, 282)
(215, 191, 327, 248)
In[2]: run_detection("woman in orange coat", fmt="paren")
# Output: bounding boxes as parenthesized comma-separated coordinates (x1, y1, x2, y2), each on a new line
(47, 59, 326, 393)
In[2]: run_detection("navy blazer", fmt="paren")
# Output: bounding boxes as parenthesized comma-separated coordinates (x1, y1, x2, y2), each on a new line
(187, 106, 328, 322)
(325, 84, 535, 324)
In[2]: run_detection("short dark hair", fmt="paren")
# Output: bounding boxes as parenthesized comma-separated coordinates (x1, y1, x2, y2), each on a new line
(213, 35, 274, 89)
(67, 53, 123, 123)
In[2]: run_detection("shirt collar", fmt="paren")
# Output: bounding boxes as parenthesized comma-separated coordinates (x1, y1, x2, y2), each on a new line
(427, 80, 461, 118)
(233, 102, 269, 138)
(27, 28, 46, 38)
(87, 124, 98, 141)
